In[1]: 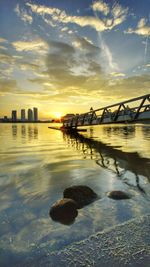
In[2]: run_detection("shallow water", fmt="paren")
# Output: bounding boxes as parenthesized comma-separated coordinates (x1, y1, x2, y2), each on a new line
(0, 123, 150, 266)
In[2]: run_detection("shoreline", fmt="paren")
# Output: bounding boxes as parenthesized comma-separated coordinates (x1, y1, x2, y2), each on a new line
(22, 214, 150, 267)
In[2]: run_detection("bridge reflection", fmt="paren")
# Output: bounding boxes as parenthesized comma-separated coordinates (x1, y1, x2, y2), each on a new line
(63, 130, 150, 194)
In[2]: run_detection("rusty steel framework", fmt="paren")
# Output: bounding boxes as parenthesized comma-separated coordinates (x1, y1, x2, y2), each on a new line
(63, 94, 150, 128)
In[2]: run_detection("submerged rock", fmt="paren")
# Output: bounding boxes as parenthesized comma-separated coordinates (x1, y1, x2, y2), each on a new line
(107, 190, 130, 200)
(63, 185, 97, 209)
(49, 198, 78, 225)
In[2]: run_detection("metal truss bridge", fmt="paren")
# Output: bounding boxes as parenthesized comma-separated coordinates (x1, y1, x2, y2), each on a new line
(63, 94, 150, 128)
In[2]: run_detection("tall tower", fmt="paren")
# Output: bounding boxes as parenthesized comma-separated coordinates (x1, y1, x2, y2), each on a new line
(12, 110, 17, 122)
(33, 107, 38, 122)
(28, 109, 33, 122)
(21, 109, 25, 122)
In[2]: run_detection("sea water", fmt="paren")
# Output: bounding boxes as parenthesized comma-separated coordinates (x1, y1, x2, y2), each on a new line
(0, 123, 150, 266)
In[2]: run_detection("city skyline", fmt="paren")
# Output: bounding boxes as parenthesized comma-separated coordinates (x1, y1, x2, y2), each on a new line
(1, 107, 39, 122)
(0, 0, 150, 119)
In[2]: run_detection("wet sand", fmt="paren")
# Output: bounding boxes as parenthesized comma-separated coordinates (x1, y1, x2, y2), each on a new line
(22, 214, 150, 267)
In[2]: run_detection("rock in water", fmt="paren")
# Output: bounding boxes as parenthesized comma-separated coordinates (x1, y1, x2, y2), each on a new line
(107, 190, 130, 200)
(63, 185, 97, 209)
(49, 198, 78, 225)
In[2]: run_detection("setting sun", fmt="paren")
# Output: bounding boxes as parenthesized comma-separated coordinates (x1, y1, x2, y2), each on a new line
(53, 112, 62, 119)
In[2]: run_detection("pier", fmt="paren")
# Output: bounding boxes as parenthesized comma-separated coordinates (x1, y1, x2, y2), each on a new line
(63, 94, 150, 128)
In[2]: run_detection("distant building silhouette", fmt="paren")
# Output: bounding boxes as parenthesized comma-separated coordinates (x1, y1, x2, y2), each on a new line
(12, 110, 17, 122)
(33, 107, 38, 122)
(4, 116, 8, 122)
(28, 109, 33, 122)
(21, 109, 25, 121)
(8, 108, 39, 122)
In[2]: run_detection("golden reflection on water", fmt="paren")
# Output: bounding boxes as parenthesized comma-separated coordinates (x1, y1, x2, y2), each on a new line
(12, 124, 39, 142)
(94, 124, 150, 158)
(0, 123, 150, 266)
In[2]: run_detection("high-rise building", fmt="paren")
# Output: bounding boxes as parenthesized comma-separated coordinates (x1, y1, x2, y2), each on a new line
(28, 109, 33, 122)
(12, 110, 17, 122)
(33, 107, 38, 122)
(21, 109, 25, 121)
(4, 116, 8, 122)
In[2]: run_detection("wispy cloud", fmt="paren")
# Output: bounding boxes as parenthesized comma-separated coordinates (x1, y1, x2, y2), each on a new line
(1, 34, 149, 107)
(0, 79, 18, 93)
(0, 52, 14, 64)
(126, 18, 150, 36)
(26, 1, 128, 32)
(14, 3, 33, 24)
(91, 2, 124, 72)
(0, 51, 15, 78)
(92, 1, 110, 16)
(91, 1, 128, 28)
(0, 46, 8, 50)
(0, 37, 8, 43)
(110, 72, 125, 77)
(0, 37, 8, 52)
(12, 39, 49, 53)
(112, 3, 127, 19)
(18, 62, 40, 72)
(24, 1, 127, 75)
(125, 17, 150, 63)
(22, 38, 149, 105)
(42, 17, 56, 28)
(72, 36, 98, 52)
(26, 2, 106, 32)
(100, 37, 118, 72)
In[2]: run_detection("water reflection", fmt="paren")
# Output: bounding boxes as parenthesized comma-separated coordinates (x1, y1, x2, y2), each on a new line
(103, 125, 136, 139)
(21, 125, 26, 141)
(63, 130, 150, 194)
(28, 125, 38, 141)
(142, 125, 150, 140)
(12, 125, 17, 139)
(12, 124, 38, 141)
(0, 123, 150, 267)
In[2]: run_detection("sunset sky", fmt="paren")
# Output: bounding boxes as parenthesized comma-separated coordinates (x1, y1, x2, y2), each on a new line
(0, 0, 150, 119)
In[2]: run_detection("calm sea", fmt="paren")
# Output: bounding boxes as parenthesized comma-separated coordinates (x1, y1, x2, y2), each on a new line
(0, 123, 150, 266)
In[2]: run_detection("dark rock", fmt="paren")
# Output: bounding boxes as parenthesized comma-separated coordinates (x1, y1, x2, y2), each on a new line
(49, 198, 78, 225)
(107, 190, 130, 200)
(63, 185, 97, 209)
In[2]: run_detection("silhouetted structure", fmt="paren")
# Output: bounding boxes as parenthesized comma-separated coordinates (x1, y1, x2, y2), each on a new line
(28, 109, 33, 122)
(33, 107, 38, 122)
(61, 114, 75, 122)
(0, 107, 40, 123)
(21, 109, 26, 122)
(12, 110, 17, 122)
(63, 94, 150, 128)
(3, 116, 8, 122)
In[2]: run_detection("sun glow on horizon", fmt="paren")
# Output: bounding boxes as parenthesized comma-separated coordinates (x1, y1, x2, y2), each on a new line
(0, 0, 150, 117)
(53, 112, 62, 119)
